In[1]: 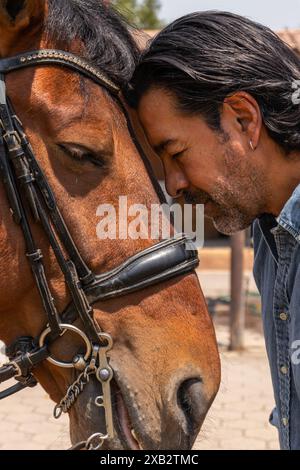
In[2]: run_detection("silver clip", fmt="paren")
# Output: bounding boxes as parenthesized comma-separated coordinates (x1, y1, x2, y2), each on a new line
(95, 333, 114, 439)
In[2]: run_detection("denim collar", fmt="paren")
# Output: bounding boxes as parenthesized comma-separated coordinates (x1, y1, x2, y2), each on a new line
(277, 183, 300, 242)
(257, 213, 279, 263)
(256, 183, 300, 262)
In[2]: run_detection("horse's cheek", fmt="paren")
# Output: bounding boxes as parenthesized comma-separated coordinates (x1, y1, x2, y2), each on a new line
(0, 215, 31, 307)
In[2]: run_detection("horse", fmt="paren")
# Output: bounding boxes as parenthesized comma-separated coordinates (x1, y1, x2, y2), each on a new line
(0, 0, 220, 450)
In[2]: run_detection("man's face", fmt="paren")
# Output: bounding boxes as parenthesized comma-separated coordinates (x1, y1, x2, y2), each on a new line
(138, 87, 267, 235)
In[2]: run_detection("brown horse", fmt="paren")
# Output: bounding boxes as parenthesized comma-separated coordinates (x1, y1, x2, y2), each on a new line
(0, 0, 220, 450)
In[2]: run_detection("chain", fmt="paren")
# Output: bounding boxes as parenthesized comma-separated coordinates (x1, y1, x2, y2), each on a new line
(53, 363, 96, 419)
(68, 432, 108, 451)
(85, 432, 109, 450)
(54, 342, 100, 418)
(53, 335, 114, 451)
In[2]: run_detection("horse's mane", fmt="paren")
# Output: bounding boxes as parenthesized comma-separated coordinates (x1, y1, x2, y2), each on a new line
(45, 0, 139, 87)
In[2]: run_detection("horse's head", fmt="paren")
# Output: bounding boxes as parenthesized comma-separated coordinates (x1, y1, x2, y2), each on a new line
(0, 0, 220, 450)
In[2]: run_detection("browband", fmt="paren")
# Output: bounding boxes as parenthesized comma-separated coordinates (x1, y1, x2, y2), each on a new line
(0, 49, 120, 95)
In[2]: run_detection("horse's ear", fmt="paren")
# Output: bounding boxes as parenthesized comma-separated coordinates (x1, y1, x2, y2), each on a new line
(0, 0, 45, 56)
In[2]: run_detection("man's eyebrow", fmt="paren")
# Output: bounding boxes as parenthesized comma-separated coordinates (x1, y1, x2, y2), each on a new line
(154, 139, 177, 155)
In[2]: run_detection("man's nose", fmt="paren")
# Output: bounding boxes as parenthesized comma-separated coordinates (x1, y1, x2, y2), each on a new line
(165, 167, 189, 199)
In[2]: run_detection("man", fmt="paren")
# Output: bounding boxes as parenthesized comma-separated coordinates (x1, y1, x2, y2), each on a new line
(127, 11, 300, 449)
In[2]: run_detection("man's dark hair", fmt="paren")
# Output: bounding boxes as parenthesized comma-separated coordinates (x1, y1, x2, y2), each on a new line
(128, 11, 300, 154)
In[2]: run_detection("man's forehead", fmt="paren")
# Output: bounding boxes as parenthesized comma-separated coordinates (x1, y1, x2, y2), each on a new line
(139, 88, 177, 118)
(138, 99, 181, 146)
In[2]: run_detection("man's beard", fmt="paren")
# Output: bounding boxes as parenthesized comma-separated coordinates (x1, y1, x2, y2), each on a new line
(183, 150, 266, 236)
(184, 187, 260, 235)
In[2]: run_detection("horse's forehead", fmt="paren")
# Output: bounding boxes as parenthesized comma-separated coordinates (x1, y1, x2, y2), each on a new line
(9, 66, 117, 126)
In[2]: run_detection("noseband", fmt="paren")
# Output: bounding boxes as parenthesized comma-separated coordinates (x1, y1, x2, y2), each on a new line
(0, 50, 199, 450)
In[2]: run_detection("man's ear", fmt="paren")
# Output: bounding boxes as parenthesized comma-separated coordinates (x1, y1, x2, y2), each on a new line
(223, 91, 262, 149)
(0, 0, 45, 56)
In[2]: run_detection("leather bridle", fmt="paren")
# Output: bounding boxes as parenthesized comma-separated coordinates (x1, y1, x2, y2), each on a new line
(0, 50, 199, 450)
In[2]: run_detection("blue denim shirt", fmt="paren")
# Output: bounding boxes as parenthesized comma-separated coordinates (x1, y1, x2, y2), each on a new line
(253, 183, 300, 450)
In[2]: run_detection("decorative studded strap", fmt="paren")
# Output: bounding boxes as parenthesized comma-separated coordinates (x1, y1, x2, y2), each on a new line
(0, 50, 120, 95)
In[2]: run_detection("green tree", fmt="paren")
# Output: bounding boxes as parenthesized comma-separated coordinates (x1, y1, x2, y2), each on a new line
(137, 0, 163, 29)
(113, 0, 164, 29)
(112, 0, 138, 25)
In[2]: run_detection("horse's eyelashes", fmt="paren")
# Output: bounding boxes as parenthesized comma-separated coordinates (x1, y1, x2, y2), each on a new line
(58, 143, 107, 168)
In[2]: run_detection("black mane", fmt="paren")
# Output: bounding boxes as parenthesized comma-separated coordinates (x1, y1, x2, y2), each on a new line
(46, 0, 139, 87)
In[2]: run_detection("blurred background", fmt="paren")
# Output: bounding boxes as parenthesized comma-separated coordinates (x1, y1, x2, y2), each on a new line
(1, 0, 299, 451)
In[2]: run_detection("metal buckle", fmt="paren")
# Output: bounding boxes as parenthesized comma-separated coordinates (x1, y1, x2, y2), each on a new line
(3, 129, 21, 143)
(2, 129, 22, 153)
(9, 360, 22, 378)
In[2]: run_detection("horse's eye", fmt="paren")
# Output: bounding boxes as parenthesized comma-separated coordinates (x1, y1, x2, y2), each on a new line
(58, 143, 107, 168)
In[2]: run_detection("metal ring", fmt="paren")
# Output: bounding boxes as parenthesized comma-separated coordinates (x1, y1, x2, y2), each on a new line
(53, 404, 63, 419)
(85, 432, 108, 451)
(95, 395, 104, 407)
(98, 332, 113, 350)
(38, 324, 92, 369)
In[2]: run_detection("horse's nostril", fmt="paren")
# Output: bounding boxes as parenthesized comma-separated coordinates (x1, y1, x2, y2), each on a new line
(177, 378, 206, 432)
